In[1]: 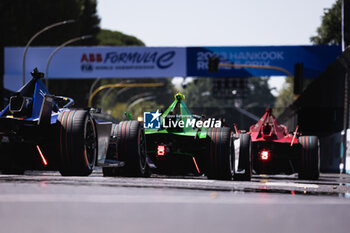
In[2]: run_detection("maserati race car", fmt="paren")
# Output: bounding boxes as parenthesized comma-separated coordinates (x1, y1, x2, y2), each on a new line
(0, 68, 147, 176)
(237, 108, 320, 180)
(143, 93, 235, 180)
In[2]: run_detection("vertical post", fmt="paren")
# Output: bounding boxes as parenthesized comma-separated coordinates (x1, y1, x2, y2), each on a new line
(342, 0, 350, 51)
(342, 70, 349, 173)
(342, 0, 345, 52)
(293, 63, 304, 95)
(0, 46, 4, 109)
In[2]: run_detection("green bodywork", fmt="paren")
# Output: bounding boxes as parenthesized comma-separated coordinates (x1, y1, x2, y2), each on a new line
(144, 93, 233, 178)
(145, 92, 208, 139)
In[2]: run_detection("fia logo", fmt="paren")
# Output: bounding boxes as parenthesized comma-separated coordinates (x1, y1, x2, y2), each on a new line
(143, 110, 161, 129)
(81, 64, 93, 72)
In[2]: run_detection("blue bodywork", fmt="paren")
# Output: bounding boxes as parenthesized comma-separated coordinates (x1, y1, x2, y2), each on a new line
(0, 72, 69, 124)
(0, 68, 113, 175)
(0, 69, 75, 172)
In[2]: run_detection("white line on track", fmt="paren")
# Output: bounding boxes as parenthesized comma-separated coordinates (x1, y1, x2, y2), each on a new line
(163, 179, 215, 183)
(260, 182, 319, 189)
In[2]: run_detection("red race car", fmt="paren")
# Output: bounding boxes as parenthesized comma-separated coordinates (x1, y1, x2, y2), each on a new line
(236, 108, 320, 180)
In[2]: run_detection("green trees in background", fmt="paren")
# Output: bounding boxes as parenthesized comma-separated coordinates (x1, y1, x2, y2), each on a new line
(0, 0, 145, 47)
(0, 0, 285, 122)
(182, 78, 223, 109)
(95, 78, 175, 121)
(273, 76, 294, 117)
(245, 77, 275, 113)
(310, 0, 341, 45)
(98, 29, 145, 46)
(184, 77, 275, 111)
(0, 0, 159, 115)
(182, 77, 275, 128)
(0, 0, 100, 46)
(0, 0, 100, 108)
(78, 0, 100, 45)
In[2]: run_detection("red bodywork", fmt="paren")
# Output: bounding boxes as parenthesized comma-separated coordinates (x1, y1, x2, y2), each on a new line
(249, 109, 298, 144)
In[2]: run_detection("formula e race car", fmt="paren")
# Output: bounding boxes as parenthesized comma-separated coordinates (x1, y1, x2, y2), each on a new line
(237, 108, 320, 180)
(0, 68, 147, 177)
(143, 93, 234, 180)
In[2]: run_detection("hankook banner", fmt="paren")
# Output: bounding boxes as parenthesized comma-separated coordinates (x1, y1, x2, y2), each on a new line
(186, 45, 341, 78)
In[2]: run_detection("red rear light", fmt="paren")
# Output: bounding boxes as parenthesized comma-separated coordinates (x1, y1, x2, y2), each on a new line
(36, 145, 48, 166)
(260, 150, 269, 160)
(157, 145, 165, 156)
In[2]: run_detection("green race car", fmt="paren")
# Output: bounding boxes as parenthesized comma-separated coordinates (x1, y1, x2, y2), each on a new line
(145, 93, 234, 180)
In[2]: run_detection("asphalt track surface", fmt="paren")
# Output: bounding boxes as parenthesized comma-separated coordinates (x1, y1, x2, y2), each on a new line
(0, 170, 350, 233)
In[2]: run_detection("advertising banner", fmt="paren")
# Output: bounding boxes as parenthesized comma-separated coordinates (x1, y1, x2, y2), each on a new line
(186, 45, 341, 78)
(4, 46, 186, 90)
(4, 45, 341, 91)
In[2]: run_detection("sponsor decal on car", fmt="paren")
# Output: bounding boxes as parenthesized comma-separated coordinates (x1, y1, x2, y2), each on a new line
(143, 110, 221, 129)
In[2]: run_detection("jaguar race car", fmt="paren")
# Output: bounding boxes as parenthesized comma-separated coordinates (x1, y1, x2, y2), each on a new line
(144, 93, 234, 180)
(237, 108, 320, 180)
(0, 68, 147, 176)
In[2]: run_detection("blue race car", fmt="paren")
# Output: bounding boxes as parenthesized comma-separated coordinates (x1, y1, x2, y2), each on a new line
(0, 68, 147, 176)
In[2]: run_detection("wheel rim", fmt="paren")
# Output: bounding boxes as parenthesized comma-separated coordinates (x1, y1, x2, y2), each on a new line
(84, 117, 97, 167)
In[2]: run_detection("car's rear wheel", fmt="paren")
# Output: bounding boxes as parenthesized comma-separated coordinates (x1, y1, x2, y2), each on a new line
(234, 133, 252, 181)
(298, 136, 320, 180)
(103, 121, 147, 177)
(206, 127, 234, 180)
(58, 110, 97, 176)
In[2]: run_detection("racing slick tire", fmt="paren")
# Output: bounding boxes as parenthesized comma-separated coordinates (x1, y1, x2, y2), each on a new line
(103, 121, 147, 177)
(206, 127, 234, 180)
(58, 110, 97, 176)
(234, 133, 252, 181)
(298, 136, 320, 180)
